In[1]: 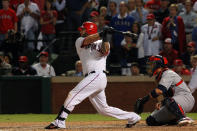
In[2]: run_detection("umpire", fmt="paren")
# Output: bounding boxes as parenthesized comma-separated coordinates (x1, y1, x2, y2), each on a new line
(134, 55, 195, 126)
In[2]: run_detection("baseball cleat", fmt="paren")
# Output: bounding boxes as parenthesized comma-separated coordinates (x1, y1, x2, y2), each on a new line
(126, 115, 141, 128)
(125, 123, 137, 128)
(178, 117, 194, 126)
(45, 123, 61, 129)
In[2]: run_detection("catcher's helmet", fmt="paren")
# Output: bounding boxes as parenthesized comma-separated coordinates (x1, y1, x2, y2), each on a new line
(80, 21, 97, 35)
(147, 55, 168, 76)
(18, 56, 28, 63)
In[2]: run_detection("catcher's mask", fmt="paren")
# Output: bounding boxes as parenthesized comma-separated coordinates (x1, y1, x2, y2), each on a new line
(147, 55, 168, 76)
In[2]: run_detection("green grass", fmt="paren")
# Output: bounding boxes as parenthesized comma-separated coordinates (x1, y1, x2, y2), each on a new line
(0, 113, 196, 122)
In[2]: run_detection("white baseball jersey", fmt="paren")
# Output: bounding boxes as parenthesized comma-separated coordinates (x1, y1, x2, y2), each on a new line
(141, 22, 162, 56)
(32, 63, 56, 77)
(52, 36, 141, 128)
(189, 67, 197, 93)
(75, 37, 107, 75)
(159, 69, 194, 112)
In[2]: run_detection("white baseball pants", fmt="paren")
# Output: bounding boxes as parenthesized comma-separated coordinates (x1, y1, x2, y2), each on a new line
(62, 71, 140, 122)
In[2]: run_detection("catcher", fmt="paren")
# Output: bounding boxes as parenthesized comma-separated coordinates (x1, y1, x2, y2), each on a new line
(134, 55, 195, 126)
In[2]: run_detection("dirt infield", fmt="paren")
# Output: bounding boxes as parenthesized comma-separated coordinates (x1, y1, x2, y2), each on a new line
(0, 120, 197, 131)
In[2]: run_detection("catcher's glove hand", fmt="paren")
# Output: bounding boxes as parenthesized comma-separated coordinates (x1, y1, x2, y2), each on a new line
(134, 98, 144, 114)
(134, 95, 150, 114)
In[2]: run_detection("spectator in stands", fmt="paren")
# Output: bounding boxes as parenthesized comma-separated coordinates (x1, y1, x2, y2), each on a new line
(173, 59, 191, 75)
(154, 0, 170, 24)
(16, 0, 40, 51)
(89, 0, 99, 11)
(121, 31, 138, 68)
(179, 0, 197, 43)
(105, 1, 117, 22)
(193, 1, 197, 13)
(130, 0, 149, 25)
(141, 13, 162, 58)
(110, 1, 135, 65)
(0, 51, 12, 75)
(177, 0, 186, 14)
(52, 0, 66, 36)
(130, 62, 143, 76)
(32, 51, 56, 77)
(12, 56, 37, 75)
(89, 11, 99, 25)
(66, 0, 89, 31)
(162, 4, 186, 55)
(127, 0, 136, 15)
(120, 22, 140, 74)
(100, 6, 110, 24)
(188, 55, 197, 93)
(190, 55, 197, 73)
(121, 22, 140, 64)
(0, 0, 18, 47)
(66, 60, 83, 76)
(9, 0, 24, 11)
(138, 13, 161, 73)
(40, 0, 57, 53)
(192, 27, 197, 50)
(131, 21, 141, 40)
(32, 0, 45, 11)
(159, 38, 179, 67)
(107, 0, 129, 13)
(181, 41, 197, 69)
(100, 6, 107, 17)
(98, 15, 107, 32)
(4, 54, 12, 65)
(145, 0, 161, 13)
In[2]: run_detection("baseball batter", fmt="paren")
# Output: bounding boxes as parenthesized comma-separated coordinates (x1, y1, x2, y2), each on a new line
(45, 21, 141, 129)
(134, 55, 194, 126)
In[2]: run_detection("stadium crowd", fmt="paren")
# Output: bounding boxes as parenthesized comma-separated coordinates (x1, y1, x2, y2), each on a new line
(0, 0, 197, 76)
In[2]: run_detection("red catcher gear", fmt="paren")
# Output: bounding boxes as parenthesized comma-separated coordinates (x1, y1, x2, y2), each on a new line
(148, 55, 168, 76)
(18, 56, 28, 62)
(81, 21, 98, 35)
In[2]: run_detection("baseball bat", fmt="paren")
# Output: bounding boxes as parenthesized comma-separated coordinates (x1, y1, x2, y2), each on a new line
(36, 38, 57, 58)
(110, 28, 138, 37)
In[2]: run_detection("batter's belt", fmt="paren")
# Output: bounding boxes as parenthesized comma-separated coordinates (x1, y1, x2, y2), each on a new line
(85, 70, 108, 77)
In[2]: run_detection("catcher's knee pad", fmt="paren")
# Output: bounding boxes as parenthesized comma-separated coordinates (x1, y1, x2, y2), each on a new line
(164, 98, 185, 120)
(146, 116, 162, 126)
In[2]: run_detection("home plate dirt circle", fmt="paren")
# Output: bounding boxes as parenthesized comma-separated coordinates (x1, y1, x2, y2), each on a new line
(0, 121, 197, 131)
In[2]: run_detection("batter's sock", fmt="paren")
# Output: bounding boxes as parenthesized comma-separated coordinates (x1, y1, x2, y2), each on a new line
(56, 105, 71, 120)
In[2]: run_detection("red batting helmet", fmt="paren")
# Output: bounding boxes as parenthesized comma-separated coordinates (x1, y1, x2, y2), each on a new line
(80, 21, 98, 35)
(18, 56, 28, 62)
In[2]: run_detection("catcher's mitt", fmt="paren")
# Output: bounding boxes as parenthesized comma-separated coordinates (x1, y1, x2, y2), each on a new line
(134, 98, 145, 114)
